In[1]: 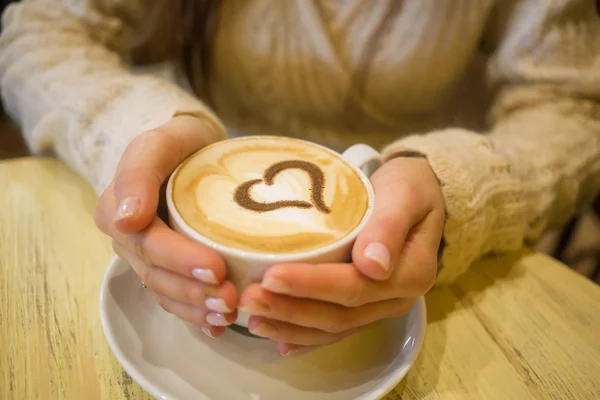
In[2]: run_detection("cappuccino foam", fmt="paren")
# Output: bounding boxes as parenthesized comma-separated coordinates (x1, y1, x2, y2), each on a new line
(172, 137, 369, 254)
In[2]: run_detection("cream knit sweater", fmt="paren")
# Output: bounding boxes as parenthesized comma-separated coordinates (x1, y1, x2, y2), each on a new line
(1, 0, 599, 283)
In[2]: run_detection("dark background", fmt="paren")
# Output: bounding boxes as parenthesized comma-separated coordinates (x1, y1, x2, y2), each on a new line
(1, 0, 29, 159)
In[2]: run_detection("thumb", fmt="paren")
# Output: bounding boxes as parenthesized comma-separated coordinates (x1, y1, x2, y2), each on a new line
(113, 115, 223, 233)
(352, 158, 431, 280)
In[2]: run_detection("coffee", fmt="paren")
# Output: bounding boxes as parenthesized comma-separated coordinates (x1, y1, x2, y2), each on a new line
(171, 136, 370, 254)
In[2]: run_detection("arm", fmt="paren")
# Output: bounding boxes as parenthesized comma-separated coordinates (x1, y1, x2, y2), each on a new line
(382, 0, 600, 283)
(0, 0, 224, 194)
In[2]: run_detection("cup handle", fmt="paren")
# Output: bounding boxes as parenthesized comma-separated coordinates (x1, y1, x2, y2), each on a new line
(342, 144, 382, 178)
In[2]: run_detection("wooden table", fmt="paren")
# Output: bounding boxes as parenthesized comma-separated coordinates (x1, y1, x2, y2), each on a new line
(2, 157, 600, 400)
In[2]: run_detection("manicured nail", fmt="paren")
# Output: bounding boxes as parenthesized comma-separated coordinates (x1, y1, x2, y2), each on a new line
(262, 277, 292, 294)
(115, 196, 140, 221)
(239, 300, 269, 315)
(206, 313, 230, 326)
(363, 242, 391, 272)
(205, 298, 232, 313)
(192, 268, 218, 285)
(200, 326, 216, 339)
(282, 345, 303, 356)
(249, 321, 276, 338)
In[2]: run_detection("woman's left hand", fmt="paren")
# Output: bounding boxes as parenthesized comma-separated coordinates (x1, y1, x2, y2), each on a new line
(239, 156, 445, 355)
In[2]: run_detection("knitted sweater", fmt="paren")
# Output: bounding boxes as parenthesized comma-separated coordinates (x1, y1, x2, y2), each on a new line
(1, 0, 599, 283)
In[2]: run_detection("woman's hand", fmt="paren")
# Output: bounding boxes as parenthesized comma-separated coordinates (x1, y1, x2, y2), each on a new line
(94, 115, 238, 338)
(239, 156, 444, 355)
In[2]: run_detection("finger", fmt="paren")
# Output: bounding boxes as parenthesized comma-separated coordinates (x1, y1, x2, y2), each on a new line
(391, 207, 444, 294)
(157, 295, 237, 332)
(352, 158, 432, 280)
(261, 263, 385, 306)
(113, 240, 238, 310)
(263, 260, 431, 305)
(129, 218, 227, 284)
(113, 115, 222, 233)
(97, 189, 226, 284)
(241, 285, 414, 333)
(156, 295, 208, 325)
(247, 316, 352, 346)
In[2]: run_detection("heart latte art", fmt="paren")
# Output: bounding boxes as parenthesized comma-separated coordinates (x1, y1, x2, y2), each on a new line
(171, 137, 369, 254)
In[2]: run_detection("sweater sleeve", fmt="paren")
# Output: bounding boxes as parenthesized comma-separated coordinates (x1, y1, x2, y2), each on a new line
(381, 0, 600, 284)
(0, 0, 225, 195)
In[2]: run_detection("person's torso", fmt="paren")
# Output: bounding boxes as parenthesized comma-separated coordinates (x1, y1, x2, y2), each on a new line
(203, 0, 498, 151)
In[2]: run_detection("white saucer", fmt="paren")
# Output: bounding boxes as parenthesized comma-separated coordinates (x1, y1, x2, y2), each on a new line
(100, 256, 426, 400)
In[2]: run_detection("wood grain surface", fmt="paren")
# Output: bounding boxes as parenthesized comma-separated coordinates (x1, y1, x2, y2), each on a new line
(2, 158, 600, 400)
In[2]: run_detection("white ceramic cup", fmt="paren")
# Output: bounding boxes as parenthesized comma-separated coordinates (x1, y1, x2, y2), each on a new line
(166, 137, 382, 327)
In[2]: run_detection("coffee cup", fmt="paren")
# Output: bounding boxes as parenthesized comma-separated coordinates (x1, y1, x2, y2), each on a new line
(166, 136, 381, 327)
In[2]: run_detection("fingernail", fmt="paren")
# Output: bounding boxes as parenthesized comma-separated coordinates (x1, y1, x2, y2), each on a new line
(282, 345, 303, 356)
(205, 298, 232, 313)
(262, 277, 291, 294)
(249, 321, 276, 338)
(206, 313, 231, 326)
(200, 326, 216, 339)
(192, 268, 218, 285)
(363, 242, 391, 272)
(115, 196, 140, 221)
(239, 300, 269, 315)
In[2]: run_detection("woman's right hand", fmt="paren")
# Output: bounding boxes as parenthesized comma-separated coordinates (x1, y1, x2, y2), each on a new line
(94, 115, 238, 338)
